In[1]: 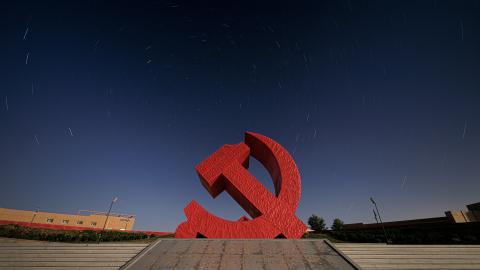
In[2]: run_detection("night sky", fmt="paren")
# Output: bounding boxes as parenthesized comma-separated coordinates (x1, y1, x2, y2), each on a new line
(1, 1, 479, 231)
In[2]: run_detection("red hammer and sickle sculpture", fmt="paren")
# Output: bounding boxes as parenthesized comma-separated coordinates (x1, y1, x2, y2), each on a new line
(175, 132, 307, 238)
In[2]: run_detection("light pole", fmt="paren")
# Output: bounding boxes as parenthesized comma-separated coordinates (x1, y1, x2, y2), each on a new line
(370, 197, 390, 244)
(30, 208, 39, 224)
(98, 197, 118, 243)
(373, 208, 379, 224)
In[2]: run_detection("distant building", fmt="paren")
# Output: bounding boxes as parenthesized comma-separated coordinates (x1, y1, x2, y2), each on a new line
(446, 202, 480, 223)
(0, 207, 135, 231)
(344, 202, 479, 231)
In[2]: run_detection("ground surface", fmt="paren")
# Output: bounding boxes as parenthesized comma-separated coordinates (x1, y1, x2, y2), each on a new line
(335, 243, 480, 269)
(3, 237, 480, 270)
(122, 239, 356, 270)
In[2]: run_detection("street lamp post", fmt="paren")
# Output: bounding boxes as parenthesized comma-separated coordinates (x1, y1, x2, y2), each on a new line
(373, 208, 379, 224)
(30, 208, 39, 224)
(98, 197, 118, 243)
(370, 197, 391, 244)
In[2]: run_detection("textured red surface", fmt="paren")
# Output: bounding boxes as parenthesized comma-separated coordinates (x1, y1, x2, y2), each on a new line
(175, 132, 306, 239)
(0, 220, 172, 236)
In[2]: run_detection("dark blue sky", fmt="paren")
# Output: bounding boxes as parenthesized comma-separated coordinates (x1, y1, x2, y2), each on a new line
(1, 1, 479, 231)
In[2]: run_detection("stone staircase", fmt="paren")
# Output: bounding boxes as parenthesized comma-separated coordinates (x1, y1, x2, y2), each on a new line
(0, 237, 148, 270)
(334, 243, 480, 269)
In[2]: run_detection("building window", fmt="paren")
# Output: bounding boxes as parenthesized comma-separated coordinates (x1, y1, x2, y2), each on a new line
(62, 220, 69, 224)
(91, 221, 97, 226)
(46, 218, 54, 223)
(77, 220, 84, 225)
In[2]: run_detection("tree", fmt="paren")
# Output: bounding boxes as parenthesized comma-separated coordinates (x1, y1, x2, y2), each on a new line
(331, 218, 344, 231)
(307, 215, 326, 232)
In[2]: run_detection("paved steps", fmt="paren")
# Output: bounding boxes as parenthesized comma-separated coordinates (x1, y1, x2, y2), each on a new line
(4, 237, 479, 269)
(335, 243, 480, 270)
(0, 237, 148, 270)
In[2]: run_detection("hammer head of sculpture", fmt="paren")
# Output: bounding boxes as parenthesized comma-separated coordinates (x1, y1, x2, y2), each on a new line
(175, 132, 307, 239)
(196, 142, 250, 199)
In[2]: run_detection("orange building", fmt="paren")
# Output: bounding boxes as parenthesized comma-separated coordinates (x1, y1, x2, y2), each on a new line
(0, 207, 135, 231)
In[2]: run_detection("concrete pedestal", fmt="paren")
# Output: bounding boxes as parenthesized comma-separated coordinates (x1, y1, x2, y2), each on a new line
(122, 239, 358, 270)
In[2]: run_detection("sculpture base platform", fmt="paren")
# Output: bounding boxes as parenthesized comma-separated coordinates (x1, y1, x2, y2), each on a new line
(122, 239, 358, 270)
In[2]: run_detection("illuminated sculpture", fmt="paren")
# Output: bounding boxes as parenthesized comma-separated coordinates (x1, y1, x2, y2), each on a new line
(175, 132, 306, 238)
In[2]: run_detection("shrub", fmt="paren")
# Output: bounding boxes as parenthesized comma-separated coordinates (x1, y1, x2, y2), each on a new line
(0, 225, 157, 243)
